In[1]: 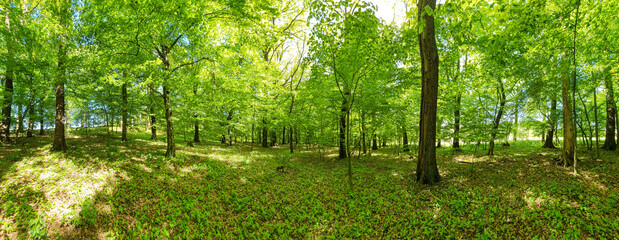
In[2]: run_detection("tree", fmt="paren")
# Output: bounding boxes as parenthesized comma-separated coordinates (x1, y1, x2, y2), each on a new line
(51, 0, 71, 152)
(601, 70, 616, 150)
(416, 0, 441, 184)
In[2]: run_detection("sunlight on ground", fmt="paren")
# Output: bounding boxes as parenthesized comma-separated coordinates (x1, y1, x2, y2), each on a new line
(0, 153, 118, 238)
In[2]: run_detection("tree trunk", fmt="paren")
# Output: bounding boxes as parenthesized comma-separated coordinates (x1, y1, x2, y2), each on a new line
(338, 94, 348, 159)
(577, 90, 593, 150)
(562, 71, 576, 166)
(39, 102, 45, 135)
(403, 128, 409, 152)
(193, 120, 200, 143)
(289, 124, 294, 153)
(543, 98, 557, 148)
(121, 82, 128, 142)
(52, 18, 67, 152)
(361, 111, 367, 154)
(416, 0, 441, 184)
(453, 94, 461, 149)
(16, 105, 24, 138)
(282, 126, 286, 145)
(163, 84, 175, 157)
(372, 133, 378, 150)
(1, 9, 15, 143)
(601, 72, 616, 150)
(594, 86, 600, 158)
(149, 84, 157, 140)
(488, 79, 506, 156)
(27, 99, 35, 137)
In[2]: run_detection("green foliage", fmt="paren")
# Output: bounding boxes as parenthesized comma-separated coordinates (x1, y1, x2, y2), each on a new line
(73, 199, 98, 227)
(28, 214, 48, 240)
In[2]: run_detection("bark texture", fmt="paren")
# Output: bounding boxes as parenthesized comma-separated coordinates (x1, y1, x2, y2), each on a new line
(562, 72, 576, 165)
(1, 10, 14, 143)
(542, 98, 557, 148)
(488, 79, 506, 156)
(121, 82, 128, 142)
(416, 0, 441, 184)
(601, 73, 616, 150)
(52, 10, 67, 152)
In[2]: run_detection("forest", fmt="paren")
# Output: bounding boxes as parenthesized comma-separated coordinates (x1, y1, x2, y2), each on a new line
(1, 0, 618, 238)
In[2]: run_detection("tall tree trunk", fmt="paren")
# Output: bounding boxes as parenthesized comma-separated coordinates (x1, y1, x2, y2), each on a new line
(372, 133, 378, 150)
(577, 90, 593, 150)
(562, 71, 576, 166)
(1, 10, 14, 143)
(52, 14, 67, 152)
(453, 94, 461, 149)
(282, 126, 286, 145)
(163, 83, 175, 157)
(594, 86, 600, 158)
(543, 98, 557, 148)
(148, 84, 157, 140)
(16, 104, 24, 138)
(488, 79, 506, 156)
(121, 82, 128, 142)
(416, 0, 441, 184)
(403, 128, 409, 152)
(289, 124, 294, 153)
(361, 111, 367, 154)
(39, 102, 44, 135)
(27, 99, 35, 137)
(193, 119, 200, 143)
(601, 72, 616, 150)
(338, 93, 348, 159)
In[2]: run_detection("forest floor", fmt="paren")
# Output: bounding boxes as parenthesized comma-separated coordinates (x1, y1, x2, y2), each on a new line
(1, 130, 618, 239)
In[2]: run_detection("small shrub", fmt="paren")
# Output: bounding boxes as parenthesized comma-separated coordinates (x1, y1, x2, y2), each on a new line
(73, 199, 98, 227)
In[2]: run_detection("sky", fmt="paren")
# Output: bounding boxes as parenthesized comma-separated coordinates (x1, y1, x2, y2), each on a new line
(368, 0, 408, 26)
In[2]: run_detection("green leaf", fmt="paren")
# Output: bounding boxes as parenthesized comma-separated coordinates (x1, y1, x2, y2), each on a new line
(424, 6, 434, 16)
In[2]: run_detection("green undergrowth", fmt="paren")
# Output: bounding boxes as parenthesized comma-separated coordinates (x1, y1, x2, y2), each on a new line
(1, 132, 618, 239)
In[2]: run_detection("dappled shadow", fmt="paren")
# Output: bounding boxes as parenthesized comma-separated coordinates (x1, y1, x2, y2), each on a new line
(3, 134, 619, 239)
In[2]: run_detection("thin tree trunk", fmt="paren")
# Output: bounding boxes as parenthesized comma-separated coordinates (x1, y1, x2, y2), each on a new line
(149, 84, 157, 140)
(577, 90, 593, 150)
(338, 92, 348, 159)
(453, 94, 461, 149)
(16, 104, 24, 138)
(594, 87, 600, 158)
(361, 111, 367, 154)
(488, 79, 506, 156)
(163, 83, 175, 157)
(39, 101, 44, 135)
(543, 98, 557, 148)
(27, 99, 35, 137)
(416, 0, 441, 184)
(121, 82, 128, 142)
(403, 127, 409, 152)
